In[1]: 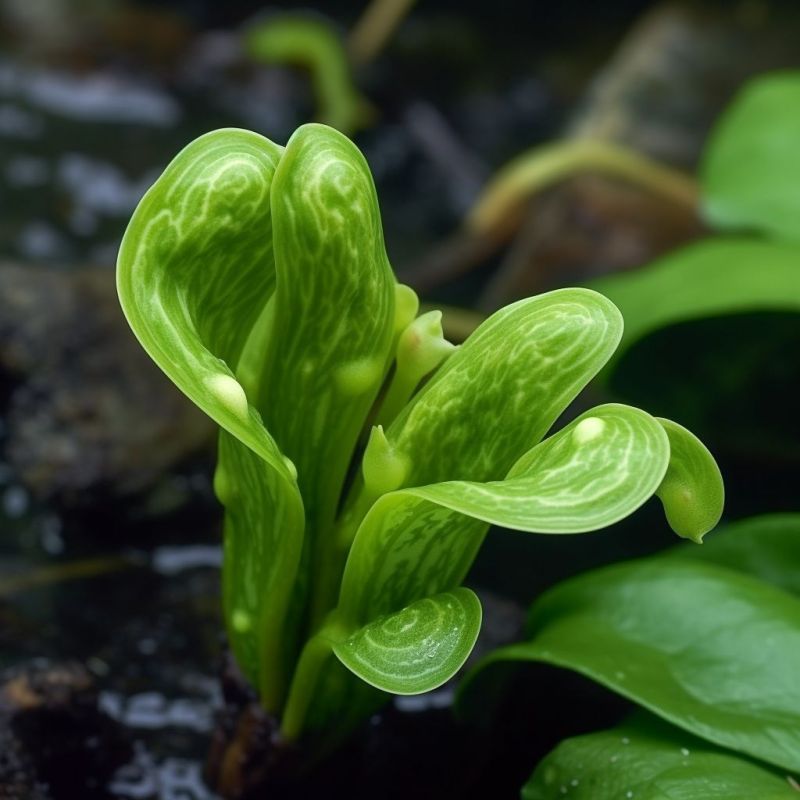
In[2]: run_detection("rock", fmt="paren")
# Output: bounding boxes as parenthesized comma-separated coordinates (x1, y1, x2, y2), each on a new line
(0, 661, 131, 798)
(0, 262, 214, 506)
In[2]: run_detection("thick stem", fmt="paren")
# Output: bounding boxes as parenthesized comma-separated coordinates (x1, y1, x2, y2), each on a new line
(280, 620, 345, 741)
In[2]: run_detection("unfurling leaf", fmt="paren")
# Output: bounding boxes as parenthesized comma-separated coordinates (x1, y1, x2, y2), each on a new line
(332, 589, 482, 694)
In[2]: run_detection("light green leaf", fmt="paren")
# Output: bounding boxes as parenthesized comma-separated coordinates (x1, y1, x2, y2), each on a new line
(701, 70, 800, 241)
(117, 128, 305, 711)
(382, 288, 623, 489)
(257, 124, 397, 623)
(332, 589, 482, 694)
(589, 237, 800, 368)
(339, 403, 717, 629)
(216, 431, 304, 707)
(654, 418, 723, 543)
(523, 715, 798, 800)
(668, 512, 800, 595)
(485, 559, 800, 771)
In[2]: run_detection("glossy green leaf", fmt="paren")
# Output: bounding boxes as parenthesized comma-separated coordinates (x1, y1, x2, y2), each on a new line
(339, 403, 723, 629)
(117, 129, 305, 710)
(523, 715, 798, 800)
(486, 559, 800, 771)
(701, 70, 800, 241)
(382, 288, 623, 489)
(654, 418, 723, 542)
(589, 237, 800, 367)
(257, 124, 397, 625)
(668, 512, 800, 595)
(332, 589, 482, 694)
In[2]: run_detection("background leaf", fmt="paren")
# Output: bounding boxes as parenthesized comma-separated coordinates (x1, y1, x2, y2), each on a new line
(589, 237, 800, 368)
(332, 589, 482, 694)
(701, 70, 800, 241)
(483, 559, 800, 771)
(523, 714, 798, 800)
(668, 512, 800, 595)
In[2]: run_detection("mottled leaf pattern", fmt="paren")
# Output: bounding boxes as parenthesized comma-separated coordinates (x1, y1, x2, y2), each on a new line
(332, 589, 482, 694)
(339, 404, 717, 628)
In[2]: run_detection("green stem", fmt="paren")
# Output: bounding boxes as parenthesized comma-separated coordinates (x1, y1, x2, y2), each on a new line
(280, 618, 346, 741)
(466, 139, 699, 238)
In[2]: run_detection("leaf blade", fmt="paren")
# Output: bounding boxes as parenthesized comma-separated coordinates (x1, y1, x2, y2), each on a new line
(523, 715, 798, 800)
(493, 559, 800, 771)
(332, 589, 482, 694)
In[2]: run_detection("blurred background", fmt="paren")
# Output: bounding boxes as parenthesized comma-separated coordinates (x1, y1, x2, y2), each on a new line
(1, 0, 799, 797)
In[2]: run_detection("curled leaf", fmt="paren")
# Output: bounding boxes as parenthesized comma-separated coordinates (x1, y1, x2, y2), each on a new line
(332, 589, 482, 694)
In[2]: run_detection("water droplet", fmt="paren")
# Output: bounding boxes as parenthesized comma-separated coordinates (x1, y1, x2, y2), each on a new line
(572, 416, 605, 445)
(621, 737, 630, 745)
(626, 792, 634, 799)
(680, 747, 690, 757)
(571, 779, 579, 787)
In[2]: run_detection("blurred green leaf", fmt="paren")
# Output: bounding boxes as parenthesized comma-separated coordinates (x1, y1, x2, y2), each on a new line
(479, 559, 800, 771)
(523, 715, 798, 800)
(701, 70, 800, 241)
(590, 237, 800, 367)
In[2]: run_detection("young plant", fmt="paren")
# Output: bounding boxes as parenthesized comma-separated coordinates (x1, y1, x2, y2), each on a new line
(116, 123, 723, 749)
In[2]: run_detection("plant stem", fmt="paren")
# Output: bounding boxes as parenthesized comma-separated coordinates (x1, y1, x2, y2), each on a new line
(280, 620, 344, 741)
(466, 139, 699, 238)
(347, 0, 417, 66)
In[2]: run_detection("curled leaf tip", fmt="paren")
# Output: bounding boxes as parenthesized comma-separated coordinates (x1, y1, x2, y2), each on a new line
(656, 418, 724, 543)
(363, 425, 408, 496)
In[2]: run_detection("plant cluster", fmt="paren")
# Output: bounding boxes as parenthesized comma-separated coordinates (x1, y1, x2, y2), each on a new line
(117, 122, 722, 756)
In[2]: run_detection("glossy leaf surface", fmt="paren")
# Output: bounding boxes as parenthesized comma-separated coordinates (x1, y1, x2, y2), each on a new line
(701, 70, 800, 241)
(669, 512, 800, 595)
(523, 715, 798, 800)
(383, 288, 623, 488)
(654, 418, 723, 542)
(489, 559, 800, 771)
(117, 129, 305, 708)
(339, 404, 722, 628)
(259, 124, 397, 623)
(332, 589, 482, 694)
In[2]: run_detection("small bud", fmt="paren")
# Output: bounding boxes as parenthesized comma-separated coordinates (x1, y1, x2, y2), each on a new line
(396, 310, 458, 387)
(362, 425, 408, 497)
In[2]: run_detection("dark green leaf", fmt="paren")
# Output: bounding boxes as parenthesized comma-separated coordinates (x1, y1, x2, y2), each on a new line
(484, 559, 800, 771)
(523, 715, 798, 800)
(668, 513, 800, 595)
